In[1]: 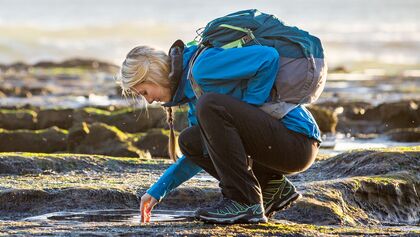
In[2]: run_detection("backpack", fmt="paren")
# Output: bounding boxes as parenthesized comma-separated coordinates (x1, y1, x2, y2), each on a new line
(188, 9, 327, 119)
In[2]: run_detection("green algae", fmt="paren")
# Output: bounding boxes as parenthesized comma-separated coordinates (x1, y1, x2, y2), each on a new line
(89, 122, 128, 141)
(0, 126, 68, 135)
(82, 107, 111, 116)
(339, 146, 420, 155)
(0, 109, 37, 117)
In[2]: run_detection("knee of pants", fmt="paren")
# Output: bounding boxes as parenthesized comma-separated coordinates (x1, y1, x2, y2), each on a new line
(178, 127, 202, 157)
(196, 92, 223, 120)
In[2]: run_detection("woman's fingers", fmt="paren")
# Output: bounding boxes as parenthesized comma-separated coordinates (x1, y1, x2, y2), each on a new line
(145, 209, 151, 222)
(146, 198, 158, 213)
(140, 199, 145, 223)
(140, 194, 157, 223)
(140, 198, 149, 223)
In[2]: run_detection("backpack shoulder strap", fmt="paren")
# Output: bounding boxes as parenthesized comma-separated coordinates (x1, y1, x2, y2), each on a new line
(187, 46, 208, 99)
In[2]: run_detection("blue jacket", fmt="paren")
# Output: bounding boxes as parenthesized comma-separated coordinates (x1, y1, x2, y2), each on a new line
(147, 44, 321, 201)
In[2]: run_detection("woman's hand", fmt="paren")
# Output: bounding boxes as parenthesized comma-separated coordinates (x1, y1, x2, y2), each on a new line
(139, 193, 158, 223)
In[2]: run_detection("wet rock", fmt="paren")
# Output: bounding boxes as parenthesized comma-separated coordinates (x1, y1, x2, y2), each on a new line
(5, 62, 30, 72)
(296, 147, 419, 181)
(0, 127, 67, 153)
(33, 58, 119, 73)
(0, 188, 137, 216)
(0, 189, 50, 213)
(307, 105, 338, 133)
(0, 218, 415, 236)
(276, 193, 346, 225)
(317, 100, 419, 134)
(278, 175, 420, 226)
(0, 147, 418, 232)
(0, 109, 37, 130)
(279, 147, 420, 226)
(364, 100, 419, 130)
(36, 108, 74, 129)
(133, 129, 169, 158)
(68, 122, 146, 157)
(73, 107, 167, 133)
(386, 127, 420, 142)
(0, 153, 144, 175)
(315, 100, 373, 120)
(337, 117, 383, 134)
(352, 176, 420, 225)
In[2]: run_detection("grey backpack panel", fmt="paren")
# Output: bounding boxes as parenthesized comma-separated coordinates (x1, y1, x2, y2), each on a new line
(304, 57, 327, 104)
(275, 56, 327, 104)
(260, 56, 327, 119)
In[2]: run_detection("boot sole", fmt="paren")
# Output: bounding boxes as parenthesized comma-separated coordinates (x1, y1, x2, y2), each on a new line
(265, 192, 301, 218)
(198, 214, 268, 224)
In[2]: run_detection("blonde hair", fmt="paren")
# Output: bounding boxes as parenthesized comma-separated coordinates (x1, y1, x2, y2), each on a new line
(116, 46, 179, 162)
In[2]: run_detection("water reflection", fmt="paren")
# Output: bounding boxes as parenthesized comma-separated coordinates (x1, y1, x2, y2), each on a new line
(23, 209, 196, 223)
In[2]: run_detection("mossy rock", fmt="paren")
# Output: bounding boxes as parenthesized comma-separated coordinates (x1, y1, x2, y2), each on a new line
(33, 58, 119, 73)
(281, 146, 420, 225)
(386, 127, 420, 142)
(36, 108, 74, 129)
(364, 100, 420, 130)
(0, 153, 148, 175)
(0, 109, 37, 130)
(0, 188, 137, 215)
(307, 105, 338, 133)
(315, 100, 373, 120)
(67, 122, 147, 158)
(0, 127, 67, 153)
(295, 146, 420, 181)
(73, 107, 166, 133)
(133, 128, 170, 158)
(278, 173, 419, 226)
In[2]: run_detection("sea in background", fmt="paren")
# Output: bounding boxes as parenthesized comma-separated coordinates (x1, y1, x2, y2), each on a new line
(0, 0, 420, 71)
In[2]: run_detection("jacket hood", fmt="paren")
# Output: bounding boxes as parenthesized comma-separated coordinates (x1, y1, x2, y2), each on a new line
(162, 40, 190, 107)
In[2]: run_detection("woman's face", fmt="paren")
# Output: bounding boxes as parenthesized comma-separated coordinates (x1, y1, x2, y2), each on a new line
(131, 81, 172, 104)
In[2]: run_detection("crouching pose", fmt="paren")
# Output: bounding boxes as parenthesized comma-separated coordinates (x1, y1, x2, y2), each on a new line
(117, 9, 327, 224)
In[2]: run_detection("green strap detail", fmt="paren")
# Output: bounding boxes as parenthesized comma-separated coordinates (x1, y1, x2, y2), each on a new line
(186, 40, 198, 47)
(221, 39, 243, 49)
(218, 24, 256, 49)
(219, 24, 249, 33)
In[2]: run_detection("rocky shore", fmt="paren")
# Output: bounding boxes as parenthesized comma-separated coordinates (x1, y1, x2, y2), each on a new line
(0, 59, 419, 236)
(0, 146, 418, 236)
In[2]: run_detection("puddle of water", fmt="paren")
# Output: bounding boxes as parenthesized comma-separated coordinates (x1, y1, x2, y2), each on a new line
(191, 175, 218, 182)
(318, 133, 420, 156)
(22, 209, 196, 224)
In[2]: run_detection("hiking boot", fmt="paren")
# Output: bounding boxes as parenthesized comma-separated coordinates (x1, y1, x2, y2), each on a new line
(262, 175, 301, 218)
(195, 197, 268, 224)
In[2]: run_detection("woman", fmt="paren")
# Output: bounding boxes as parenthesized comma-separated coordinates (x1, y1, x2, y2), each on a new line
(117, 39, 321, 224)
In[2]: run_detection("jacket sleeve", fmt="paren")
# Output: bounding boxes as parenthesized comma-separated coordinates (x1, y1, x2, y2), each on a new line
(192, 45, 279, 106)
(146, 155, 203, 202)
